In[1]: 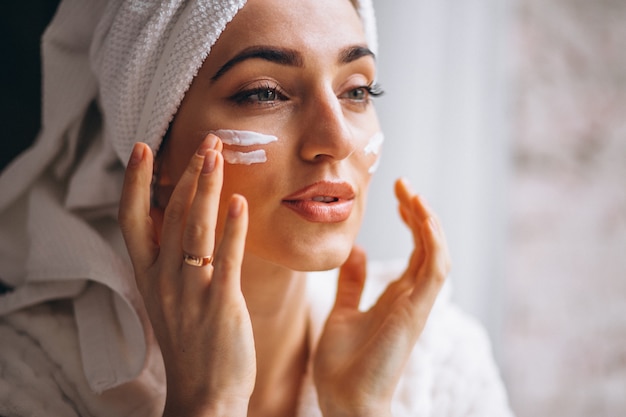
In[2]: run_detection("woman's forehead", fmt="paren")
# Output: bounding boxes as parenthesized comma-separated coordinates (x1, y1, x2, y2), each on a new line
(206, 0, 367, 68)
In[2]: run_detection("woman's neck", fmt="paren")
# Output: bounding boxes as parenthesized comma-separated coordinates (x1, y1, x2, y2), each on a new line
(240, 253, 310, 417)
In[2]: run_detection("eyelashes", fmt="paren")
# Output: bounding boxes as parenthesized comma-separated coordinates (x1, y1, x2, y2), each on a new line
(343, 82, 384, 104)
(366, 82, 385, 98)
(229, 82, 288, 106)
(228, 81, 385, 108)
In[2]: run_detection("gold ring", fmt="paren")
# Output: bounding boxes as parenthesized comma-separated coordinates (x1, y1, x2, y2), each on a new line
(183, 253, 213, 267)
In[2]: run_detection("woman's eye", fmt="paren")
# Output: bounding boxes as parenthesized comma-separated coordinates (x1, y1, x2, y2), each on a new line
(256, 88, 277, 102)
(346, 88, 367, 101)
(341, 83, 384, 103)
(230, 85, 287, 105)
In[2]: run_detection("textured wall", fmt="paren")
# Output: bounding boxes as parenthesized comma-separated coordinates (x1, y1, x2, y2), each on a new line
(504, 0, 626, 415)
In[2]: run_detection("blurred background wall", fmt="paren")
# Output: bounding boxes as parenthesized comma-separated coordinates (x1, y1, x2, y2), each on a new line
(502, 0, 626, 415)
(2, 0, 625, 416)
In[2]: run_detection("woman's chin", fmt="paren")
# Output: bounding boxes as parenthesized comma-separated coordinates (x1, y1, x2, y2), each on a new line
(249, 243, 354, 273)
(298, 244, 356, 271)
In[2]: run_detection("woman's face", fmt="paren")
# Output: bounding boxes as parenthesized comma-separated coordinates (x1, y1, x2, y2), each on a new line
(160, 0, 381, 271)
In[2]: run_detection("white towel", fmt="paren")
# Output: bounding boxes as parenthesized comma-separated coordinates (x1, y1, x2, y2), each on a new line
(0, 0, 378, 393)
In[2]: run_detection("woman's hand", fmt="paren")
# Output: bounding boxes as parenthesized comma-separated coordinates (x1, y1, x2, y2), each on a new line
(118, 135, 256, 417)
(313, 178, 450, 417)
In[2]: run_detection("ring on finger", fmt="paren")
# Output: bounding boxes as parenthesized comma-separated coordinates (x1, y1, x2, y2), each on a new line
(183, 252, 214, 267)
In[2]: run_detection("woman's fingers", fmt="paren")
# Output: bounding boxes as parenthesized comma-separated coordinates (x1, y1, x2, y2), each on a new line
(394, 178, 450, 312)
(182, 137, 223, 263)
(212, 195, 249, 295)
(394, 178, 429, 227)
(159, 136, 217, 271)
(395, 179, 425, 276)
(180, 142, 225, 304)
(119, 143, 158, 274)
(333, 246, 367, 311)
(394, 178, 415, 212)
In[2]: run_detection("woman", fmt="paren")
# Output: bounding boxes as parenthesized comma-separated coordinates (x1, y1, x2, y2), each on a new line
(0, 0, 514, 416)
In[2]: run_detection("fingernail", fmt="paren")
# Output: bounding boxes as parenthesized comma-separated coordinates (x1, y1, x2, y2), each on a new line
(196, 135, 216, 156)
(128, 143, 143, 167)
(197, 135, 218, 156)
(207, 134, 219, 149)
(229, 195, 243, 218)
(202, 150, 217, 174)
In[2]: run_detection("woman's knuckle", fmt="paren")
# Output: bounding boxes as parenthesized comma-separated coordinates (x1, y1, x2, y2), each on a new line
(183, 223, 209, 246)
(186, 154, 203, 174)
(164, 199, 186, 224)
(215, 257, 240, 276)
(433, 263, 448, 285)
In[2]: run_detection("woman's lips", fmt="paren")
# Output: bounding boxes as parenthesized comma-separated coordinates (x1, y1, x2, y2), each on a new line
(282, 181, 355, 223)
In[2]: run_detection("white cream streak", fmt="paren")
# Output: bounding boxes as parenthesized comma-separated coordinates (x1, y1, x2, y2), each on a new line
(209, 129, 277, 165)
(211, 129, 278, 146)
(222, 149, 268, 165)
(364, 132, 384, 155)
(364, 132, 384, 173)
(368, 157, 381, 174)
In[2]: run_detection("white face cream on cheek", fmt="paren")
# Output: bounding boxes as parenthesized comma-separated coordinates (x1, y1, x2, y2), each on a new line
(211, 129, 277, 146)
(210, 129, 278, 165)
(222, 149, 268, 165)
(364, 132, 385, 174)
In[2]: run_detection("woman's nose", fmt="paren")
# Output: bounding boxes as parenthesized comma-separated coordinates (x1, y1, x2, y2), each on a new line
(297, 90, 355, 163)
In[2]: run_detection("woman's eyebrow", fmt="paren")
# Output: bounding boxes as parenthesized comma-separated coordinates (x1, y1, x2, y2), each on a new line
(211, 46, 304, 81)
(210, 44, 375, 82)
(338, 45, 376, 64)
